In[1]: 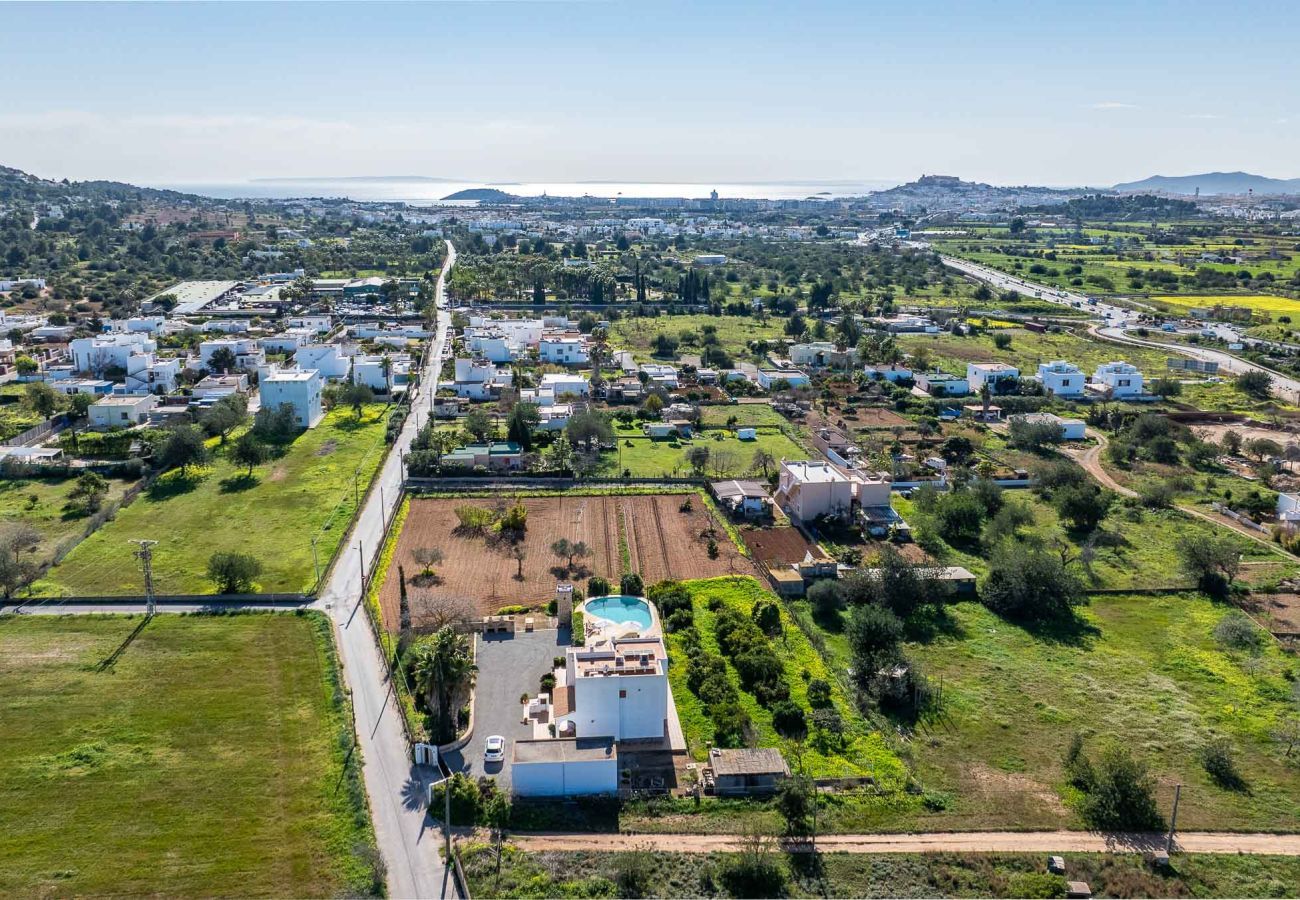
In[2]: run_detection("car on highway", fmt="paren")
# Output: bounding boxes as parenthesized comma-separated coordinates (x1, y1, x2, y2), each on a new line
(484, 734, 506, 763)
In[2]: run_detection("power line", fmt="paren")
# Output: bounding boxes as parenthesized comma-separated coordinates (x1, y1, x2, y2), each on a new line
(129, 539, 158, 616)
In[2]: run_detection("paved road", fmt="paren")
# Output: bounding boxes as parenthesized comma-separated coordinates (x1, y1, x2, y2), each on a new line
(318, 241, 457, 900)
(0, 599, 311, 615)
(509, 829, 1300, 856)
(942, 254, 1300, 403)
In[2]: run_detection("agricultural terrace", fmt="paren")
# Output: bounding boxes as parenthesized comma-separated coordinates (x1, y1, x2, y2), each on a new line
(609, 314, 786, 362)
(795, 590, 1300, 832)
(601, 420, 806, 479)
(698, 402, 793, 427)
(378, 493, 755, 627)
(0, 474, 135, 570)
(34, 404, 392, 596)
(893, 326, 1275, 412)
(665, 576, 909, 782)
(0, 613, 380, 897)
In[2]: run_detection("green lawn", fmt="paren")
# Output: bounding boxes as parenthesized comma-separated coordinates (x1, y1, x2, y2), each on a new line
(0, 613, 380, 897)
(34, 404, 391, 596)
(668, 577, 908, 783)
(0, 474, 135, 569)
(898, 594, 1300, 831)
(465, 843, 1300, 899)
(698, 403, 792, 427)
(0, 400, 43, 442)
(599, 425, 805, 478)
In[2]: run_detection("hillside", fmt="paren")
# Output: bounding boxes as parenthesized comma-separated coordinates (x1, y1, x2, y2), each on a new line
(0, 163, 206, 205)
(440, 187, 517, 202)
(1114, 171, 1300, 196)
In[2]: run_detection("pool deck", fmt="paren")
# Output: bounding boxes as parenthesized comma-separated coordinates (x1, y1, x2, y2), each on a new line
(582, 594, 662, 638)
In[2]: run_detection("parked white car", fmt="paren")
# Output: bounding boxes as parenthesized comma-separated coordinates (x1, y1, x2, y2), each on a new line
(484, 735, 506, 763)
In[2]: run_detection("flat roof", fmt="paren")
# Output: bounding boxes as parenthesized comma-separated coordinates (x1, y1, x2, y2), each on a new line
(710, 747, 789, 777)
(513, 737, 617, 764)
(264, 370, 317, 382)
(149, 280, 240, 315)
(91, 394, 154, 406)
(784, 460, 846, 484)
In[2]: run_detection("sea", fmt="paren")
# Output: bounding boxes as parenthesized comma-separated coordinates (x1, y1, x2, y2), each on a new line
(149, 177, 900, 205)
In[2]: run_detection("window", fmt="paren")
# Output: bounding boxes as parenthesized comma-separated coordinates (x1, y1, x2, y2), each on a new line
(619, 690, 627, 699)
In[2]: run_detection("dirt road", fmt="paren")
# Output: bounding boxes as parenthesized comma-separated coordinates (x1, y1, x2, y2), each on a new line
(508, 829, 1300, 855)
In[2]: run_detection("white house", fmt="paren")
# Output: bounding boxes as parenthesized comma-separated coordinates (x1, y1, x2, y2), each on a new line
(758, 368, 810, 390)
(353, 354, 411, 392)
(70, 334, 156, 375)
(192, 373, 249, 400)
(775, 460, 855, 522)
(914, 372, 969, 397)
(862, 363, 913, 383)
(259, 328, 315, 354)
(1278, 493, 1300, 530)
(260, 369, 324, 428)
(199, 338, 264, 371)
(538, 372, 590, 398)
(1036, 360, 1084, 398)
(295, 344, 352, 381)
(639, 364, 679, 388)
(1010, 412, 1086, 440)
(966, 363, 1020, 393)
(88, 394, 157, 429)
(539, 336, 590, 365)
(559, 635, 669, 741)
(453, 357, 512, 400)
(289, 315, 334, 333)
(791, 342, 858, 369)
(1093, 361, 1144, 398)
(469, 335, 515, 363)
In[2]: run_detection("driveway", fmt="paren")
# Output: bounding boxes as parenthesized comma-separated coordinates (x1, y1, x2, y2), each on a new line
(442, 627, 568, 794)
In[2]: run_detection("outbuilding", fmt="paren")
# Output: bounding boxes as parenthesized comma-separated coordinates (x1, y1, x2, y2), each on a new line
(88, 393, 157, 429)
(707, 747, 790, 797)
(511, 737, 619, 798)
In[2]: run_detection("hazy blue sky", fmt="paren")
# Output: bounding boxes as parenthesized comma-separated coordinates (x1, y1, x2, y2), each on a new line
(2, 0, 1298, 187)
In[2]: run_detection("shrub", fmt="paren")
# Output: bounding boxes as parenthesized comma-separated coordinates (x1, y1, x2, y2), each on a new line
(647, 580, 692, 617)
(1213, 610, 1263, 652)
(981, 541, 1084, 622)
(1007, 873, 1068, 899)
(807, 579, 844, 618)
(587, 575, 610, 597)
(430, 772, 482, 824)
(620, 572, 644, 596)
(771, 700, 807, 739)
(1078, 744, 1163, 831)
(613, 846, 655, 899)
(1200, 737, 1246, 791)
(806, 678, 833, 708)
(206, 551, 262, 594)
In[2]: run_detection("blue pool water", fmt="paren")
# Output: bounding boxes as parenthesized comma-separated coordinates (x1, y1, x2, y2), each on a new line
(584, 595, 654, 630)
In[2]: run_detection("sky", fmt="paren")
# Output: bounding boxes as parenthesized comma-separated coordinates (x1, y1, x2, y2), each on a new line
(1, 0, 1299, 189)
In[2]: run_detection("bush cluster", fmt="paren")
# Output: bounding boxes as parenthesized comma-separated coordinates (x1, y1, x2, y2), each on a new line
(712, 603, 789, 707)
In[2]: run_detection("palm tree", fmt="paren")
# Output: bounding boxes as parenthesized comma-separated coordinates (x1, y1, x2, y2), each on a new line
(409, 627, 478, 742)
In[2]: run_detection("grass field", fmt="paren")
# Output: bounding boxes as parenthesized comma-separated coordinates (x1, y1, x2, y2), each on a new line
(668, 577, 908, 782)
(0, 613, 380, 897)
(33, 404, 392, 596)
(610, 314, 787, 362)
(601, 424, 806, 478)
(0, 474, 135, 569)
(698, 403, 793, 427)
(465, 843, 1300, 899)
(0, 400, 43, 442)
(1153, 294, 1300, 315)
(797, 591, 1300, 832)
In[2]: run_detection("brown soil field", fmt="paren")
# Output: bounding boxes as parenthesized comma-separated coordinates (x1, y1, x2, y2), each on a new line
(379, 493, 757, 629)
(743, 525, 818, 567)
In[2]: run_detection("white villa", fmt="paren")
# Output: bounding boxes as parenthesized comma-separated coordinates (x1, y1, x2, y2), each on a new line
(1036, 360, 1084, 398)
(1093, 361, 1144, 398)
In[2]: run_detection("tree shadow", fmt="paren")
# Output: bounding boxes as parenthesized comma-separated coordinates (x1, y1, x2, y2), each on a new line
(147, 472, 204, 500)
(219, 474, 261, 493)
(410, 572, 444, 588)
(1016, 611, 1101, 648)
(401, 772, 430, 813)
(903, 605, 967, 644)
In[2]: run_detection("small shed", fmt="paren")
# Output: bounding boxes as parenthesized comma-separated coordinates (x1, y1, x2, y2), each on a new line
(766, 567, 806, 598)
(1066, 882, 1092, 899)
(643, 423, 675, 439)
(737, 427, 757, 440)
(712, 479, 772, 519)
(709, 747, 790, 796)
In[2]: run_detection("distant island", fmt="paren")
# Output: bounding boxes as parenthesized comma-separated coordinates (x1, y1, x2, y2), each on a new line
(1113, 171, 1300, 196)
(441, 187, 517, 202)
(250, 175, 460, 184)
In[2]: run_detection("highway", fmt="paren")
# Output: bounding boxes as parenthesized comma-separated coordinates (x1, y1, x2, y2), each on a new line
(941, 254, 1300, 403)
(317, 240, 457, 899)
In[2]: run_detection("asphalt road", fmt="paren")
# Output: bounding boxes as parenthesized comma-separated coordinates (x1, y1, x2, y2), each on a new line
(318, 240, 457, 900)
(941, 254, 1300, 403)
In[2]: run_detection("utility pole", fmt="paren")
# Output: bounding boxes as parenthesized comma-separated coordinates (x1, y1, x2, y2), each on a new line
(445, 772, 452, 858)
(1166, 783, 1182, 854)
(129, 539, 158, 616)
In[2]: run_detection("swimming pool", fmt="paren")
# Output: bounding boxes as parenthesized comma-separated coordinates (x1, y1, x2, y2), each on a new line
(584, 595, 654, 630)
